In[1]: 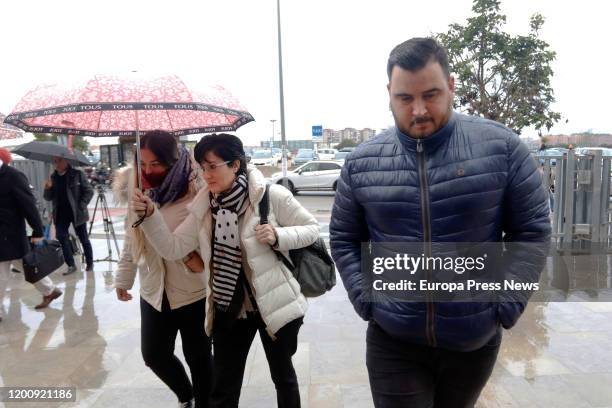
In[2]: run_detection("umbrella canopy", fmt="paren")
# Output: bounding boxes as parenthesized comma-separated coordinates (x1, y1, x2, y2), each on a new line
(13, 141, 92, 166)
(3, 73, 255, 201)
(3, 73, 254, 137)
(0, 112, 27, 143)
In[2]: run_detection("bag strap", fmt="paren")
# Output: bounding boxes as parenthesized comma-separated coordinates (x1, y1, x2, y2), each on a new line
(258, 184, 270, 224)
(259, 185, 294, 270)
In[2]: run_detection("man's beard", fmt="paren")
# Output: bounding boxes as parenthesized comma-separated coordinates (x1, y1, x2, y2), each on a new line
(391, 107, 452, 139)
(391, 110, 434, 139)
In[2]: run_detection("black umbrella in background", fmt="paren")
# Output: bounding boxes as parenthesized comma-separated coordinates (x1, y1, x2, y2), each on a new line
(13, 141, 91, 166)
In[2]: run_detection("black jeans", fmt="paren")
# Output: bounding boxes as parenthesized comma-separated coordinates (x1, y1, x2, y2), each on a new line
(211, 312, 303, 408)
(366, 321, 500, 408)
(55, 220, 93, 267)
(140, 295, 212, 407)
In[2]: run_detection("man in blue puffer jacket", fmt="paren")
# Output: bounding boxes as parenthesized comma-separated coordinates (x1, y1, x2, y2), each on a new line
(330, 37, 551, 408)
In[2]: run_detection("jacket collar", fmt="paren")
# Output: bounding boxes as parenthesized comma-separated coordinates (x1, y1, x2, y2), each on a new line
(187, 165, 266, 221)
(395, 112, 457, 153)
(52, 165, 74, 178)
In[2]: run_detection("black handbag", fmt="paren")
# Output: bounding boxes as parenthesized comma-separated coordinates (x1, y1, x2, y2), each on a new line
(259, 185, 336, 297)
(22, 240, 65, 283)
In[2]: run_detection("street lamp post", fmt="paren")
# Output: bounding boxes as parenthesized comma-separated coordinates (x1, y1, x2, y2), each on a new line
(276, 0, 288, 183)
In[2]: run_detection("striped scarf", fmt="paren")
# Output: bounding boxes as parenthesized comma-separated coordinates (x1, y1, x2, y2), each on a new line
(210, 174, 249, 310)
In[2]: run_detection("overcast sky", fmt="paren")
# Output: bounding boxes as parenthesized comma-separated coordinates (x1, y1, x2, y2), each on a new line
(0, 0, 608, 146)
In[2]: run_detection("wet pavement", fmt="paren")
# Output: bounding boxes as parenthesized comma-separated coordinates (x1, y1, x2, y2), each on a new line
(1, 198, 612, 407)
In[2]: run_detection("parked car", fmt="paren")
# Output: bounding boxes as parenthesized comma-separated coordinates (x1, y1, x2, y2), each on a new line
(270, 147, 293, 163)
(293, 149, 317, 166)
(268, 160, 342, 194)
(333, 150, 351, 164)
(250, 150, 279, 166)
(316, 148, 338, 160)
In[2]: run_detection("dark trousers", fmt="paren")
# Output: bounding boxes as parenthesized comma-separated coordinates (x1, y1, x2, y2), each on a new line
(211, 312, 303, 408)
(55, 220, 93, 267)
(140, 295, 212, 407)
(366, 321, 500, 408)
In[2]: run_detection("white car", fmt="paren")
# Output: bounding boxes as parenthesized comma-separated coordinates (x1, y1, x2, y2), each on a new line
(268, 160, 342, 194)
(315, 148, 338, 160)
(333, 150, 351, 165)
(250, 150, 279, 166)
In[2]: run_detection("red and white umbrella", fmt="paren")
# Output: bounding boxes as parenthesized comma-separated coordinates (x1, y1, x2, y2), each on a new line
(3, 73, 254, 137)
(3, 73, 254, 192)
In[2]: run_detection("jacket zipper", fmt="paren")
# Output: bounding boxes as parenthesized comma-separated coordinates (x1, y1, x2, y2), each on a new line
(417, 139, 436, 347)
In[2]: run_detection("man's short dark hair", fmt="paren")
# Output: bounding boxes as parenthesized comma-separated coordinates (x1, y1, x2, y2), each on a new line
(387, 37, 451, 80)
(193, 133, 247, 175)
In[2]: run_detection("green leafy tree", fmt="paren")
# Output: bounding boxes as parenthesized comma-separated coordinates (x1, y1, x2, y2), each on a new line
(436, 0, 561, 135)
(34, 133, 90, 153)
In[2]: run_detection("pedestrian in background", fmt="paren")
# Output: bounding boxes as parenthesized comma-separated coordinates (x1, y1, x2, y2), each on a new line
(43, 155, 94, 274)
(0, 147, 62, 319)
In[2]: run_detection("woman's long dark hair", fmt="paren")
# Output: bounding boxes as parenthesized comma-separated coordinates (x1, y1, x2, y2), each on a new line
(138, 130, 179, 167)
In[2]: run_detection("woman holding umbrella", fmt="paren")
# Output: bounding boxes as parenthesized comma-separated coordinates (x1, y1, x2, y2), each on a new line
(114, 130, 211, 408)
(131, 133, 319, 408)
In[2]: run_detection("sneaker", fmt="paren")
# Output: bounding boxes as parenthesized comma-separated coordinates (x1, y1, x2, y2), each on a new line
(85, 263, 94, 273)
(63, 265, 77, 276)
(35, 289, 63, 309)
(178, 398, 194, 408)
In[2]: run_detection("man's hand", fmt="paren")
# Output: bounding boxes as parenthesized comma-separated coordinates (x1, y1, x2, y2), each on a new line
(116, 288, 133, 301)
(44, 177, 53, 189)
(131, 189, 154, 218)
(254, 224, 278, 246)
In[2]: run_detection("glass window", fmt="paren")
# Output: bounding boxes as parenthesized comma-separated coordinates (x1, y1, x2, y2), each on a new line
(301, 163, 319, 172)
(318, 162, 341, 171)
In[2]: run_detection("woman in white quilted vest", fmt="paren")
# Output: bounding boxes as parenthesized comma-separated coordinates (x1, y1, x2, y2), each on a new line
(114, 130, 210, 408)
(132, 133, 319, 408)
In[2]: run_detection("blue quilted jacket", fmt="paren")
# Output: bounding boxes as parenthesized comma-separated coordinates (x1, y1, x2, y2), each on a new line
(330, 113, 551, 351)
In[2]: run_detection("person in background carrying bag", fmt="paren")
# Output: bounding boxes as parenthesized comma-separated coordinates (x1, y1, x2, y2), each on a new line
(131, 133, 319, 408)
(114, 131, 211, 408)
(0, 147, 62, 320)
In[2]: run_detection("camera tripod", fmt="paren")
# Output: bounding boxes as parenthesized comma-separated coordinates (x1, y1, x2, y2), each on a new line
(88, 184, 120, 263)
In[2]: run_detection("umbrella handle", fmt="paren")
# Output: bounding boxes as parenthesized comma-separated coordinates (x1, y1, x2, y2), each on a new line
(132, 125, 145, 228)
(132, 214, 146, 228)
(135, 123, 142, 191)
